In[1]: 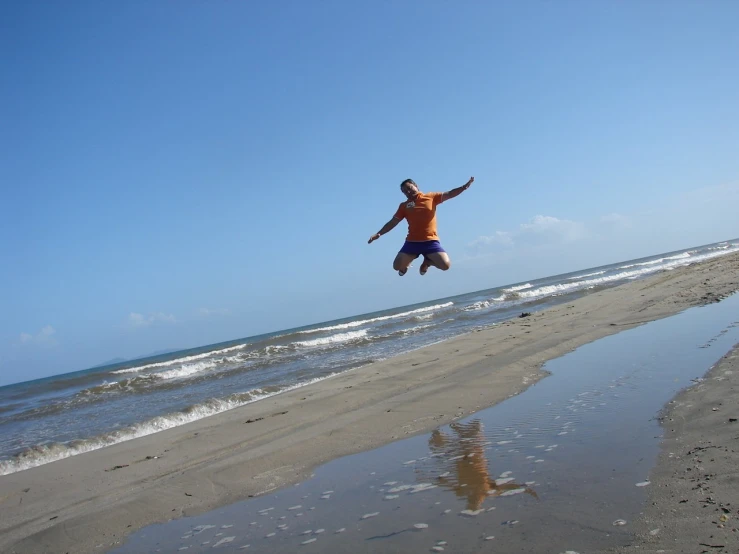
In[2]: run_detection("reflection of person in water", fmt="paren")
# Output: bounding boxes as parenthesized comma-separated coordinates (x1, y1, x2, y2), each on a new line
(426, 420, 538, 511)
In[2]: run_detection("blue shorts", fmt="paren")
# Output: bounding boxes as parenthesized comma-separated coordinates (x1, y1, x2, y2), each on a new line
(399, 240, 446, 257)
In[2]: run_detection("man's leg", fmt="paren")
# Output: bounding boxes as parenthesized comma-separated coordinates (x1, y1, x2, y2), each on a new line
(393, 252, 418, 276)
(420, 252, 451, 274)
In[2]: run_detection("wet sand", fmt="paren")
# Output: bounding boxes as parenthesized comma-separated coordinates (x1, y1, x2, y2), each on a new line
(611, 342, 739, 554)
(1, 252, 738, 554)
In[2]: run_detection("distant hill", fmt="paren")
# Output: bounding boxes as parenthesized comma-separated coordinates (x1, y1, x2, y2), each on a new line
(144, 348, 181, 358)
(92, 348, 182, 370)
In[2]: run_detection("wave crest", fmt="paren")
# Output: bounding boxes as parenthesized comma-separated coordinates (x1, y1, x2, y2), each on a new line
(298, 303, 454, 335)
(0, 375, 341, 476)
(502, 283, 532, 293)
(293, 330, 368, 348)
(112, 344, 248, 375)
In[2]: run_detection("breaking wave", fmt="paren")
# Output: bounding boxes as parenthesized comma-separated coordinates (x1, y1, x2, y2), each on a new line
(297, 303, 454, 334)
(293, 330, 368, 348)
(567, 270, 606, 280)
(503, 283, 532, 293)
(154, 360, 219, 380)
(520, 248, 733, 300)
(617, 252, 691, 270)
(463, 295, 506, 312)
(0, 375, 339, 476)
(113, 344, 248, 375)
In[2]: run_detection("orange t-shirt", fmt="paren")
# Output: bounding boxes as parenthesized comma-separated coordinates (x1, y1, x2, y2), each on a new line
(393, 192, 445, 242)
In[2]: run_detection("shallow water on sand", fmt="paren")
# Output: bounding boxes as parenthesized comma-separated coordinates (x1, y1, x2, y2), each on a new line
(112, 294, 739, 553)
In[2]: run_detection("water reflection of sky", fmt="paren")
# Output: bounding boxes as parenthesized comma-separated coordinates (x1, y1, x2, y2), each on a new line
(112, 294, 739, 554)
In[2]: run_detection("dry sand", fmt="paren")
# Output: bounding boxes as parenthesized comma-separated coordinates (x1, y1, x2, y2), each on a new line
(1, 251, 738, 554)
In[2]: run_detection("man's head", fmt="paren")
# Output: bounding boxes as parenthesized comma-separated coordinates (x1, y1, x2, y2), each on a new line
(400, 179, 419, 200)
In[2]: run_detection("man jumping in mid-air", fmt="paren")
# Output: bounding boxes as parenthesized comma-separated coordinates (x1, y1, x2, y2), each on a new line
(368, 176, 474, 276)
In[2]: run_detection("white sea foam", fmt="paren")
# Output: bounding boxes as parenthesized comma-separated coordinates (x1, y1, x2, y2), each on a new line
(265, 345, 287, 354)
(401, 324, 434, 335)
(0, 374, 340, 476)
(463, 300, 491, 311)
(463, 295, 508, 312)
(567, 270, 605, 280)
(293, 330, 368, 348)
(78, 374, 157, 396)
(297, 303, 454, 334)
(113, 344, 248, 374)
(84, 360, 220, 393)
(98, 379, 135, 390)
(414, 313, 434, 321)
(152, 360, 218, 380)
(503, 283, 532, 293)
(617, 252, 691, 270)
(519, 247, 737, 301)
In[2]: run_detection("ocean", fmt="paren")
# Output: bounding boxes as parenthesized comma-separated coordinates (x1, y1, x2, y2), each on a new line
(1, 239, 737, 476)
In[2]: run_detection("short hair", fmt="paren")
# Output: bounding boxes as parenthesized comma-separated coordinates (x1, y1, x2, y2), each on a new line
(400, 179, 415, 188)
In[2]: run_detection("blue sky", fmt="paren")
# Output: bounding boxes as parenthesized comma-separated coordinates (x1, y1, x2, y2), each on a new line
(2, 1, 738, 385)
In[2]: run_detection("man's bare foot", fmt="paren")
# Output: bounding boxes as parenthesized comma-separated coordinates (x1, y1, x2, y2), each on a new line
(420, 258, 431, 275)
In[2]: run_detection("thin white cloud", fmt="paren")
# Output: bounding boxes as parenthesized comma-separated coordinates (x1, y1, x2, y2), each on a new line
(199, 308, 230, 317)
(470, 215, 587, 249)
(19, 325, 57, 347)
(128, 313, 147, 327)
(470, 230, 514, 248)
(127, 312, 177, 328)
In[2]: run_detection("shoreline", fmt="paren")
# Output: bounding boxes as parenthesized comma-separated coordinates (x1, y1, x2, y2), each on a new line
(611, 341, 739, 554)
(1, 251, 738, 554)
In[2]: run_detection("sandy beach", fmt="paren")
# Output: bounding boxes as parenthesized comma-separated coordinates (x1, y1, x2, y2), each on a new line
(1, 252, 738, 554)
(611, 342, 739, 554)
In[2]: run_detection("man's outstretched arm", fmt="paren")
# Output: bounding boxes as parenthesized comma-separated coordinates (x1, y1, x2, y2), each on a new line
(442, 176, 474, 202)
(368, 217, 401, 244)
